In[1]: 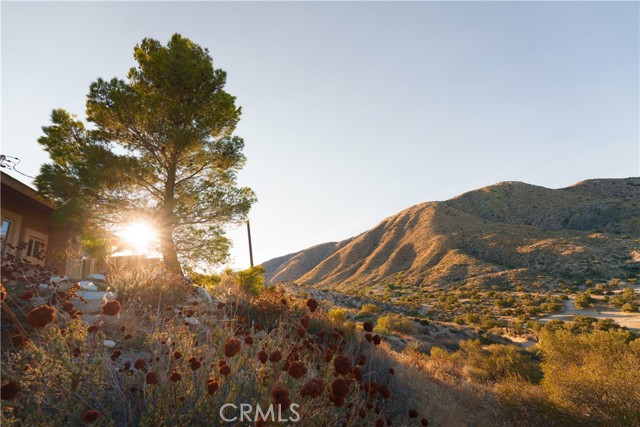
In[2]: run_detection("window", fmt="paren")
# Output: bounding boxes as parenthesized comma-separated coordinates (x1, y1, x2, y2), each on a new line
(27, 238, 45, 258)
(1, 219, 11, 254)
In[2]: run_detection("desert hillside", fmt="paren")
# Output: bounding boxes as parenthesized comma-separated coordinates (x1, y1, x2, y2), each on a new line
(263, 178, 640, 291)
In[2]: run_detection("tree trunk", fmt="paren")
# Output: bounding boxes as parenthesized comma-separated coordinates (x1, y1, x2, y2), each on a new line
(159, 161, 183, 275)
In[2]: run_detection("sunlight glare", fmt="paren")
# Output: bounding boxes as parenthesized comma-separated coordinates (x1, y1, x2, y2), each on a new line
(120, 221, 157, 255)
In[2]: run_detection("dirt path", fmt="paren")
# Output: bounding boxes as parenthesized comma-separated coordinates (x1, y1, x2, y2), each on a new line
(539, 286, 640, 331)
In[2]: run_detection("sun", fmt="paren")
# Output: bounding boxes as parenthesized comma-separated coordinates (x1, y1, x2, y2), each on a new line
(120, 221, 157, 254)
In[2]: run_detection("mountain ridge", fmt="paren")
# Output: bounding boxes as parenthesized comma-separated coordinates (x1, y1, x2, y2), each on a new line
(262, 178, 640, 290)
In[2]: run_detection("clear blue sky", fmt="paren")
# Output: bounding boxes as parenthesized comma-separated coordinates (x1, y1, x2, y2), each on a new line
(2, 2, 639, 270)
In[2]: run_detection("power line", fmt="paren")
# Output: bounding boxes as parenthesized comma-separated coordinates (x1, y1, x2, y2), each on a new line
(0, 155, 36, 179)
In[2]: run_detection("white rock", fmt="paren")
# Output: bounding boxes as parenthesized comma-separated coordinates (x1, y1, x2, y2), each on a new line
(103, 340, 116, 347)
(195, 286, 213, 303)
(103, 291, 117, 302)
(50, 275, 69, 284)
(78, 281, 98, 291)
(38, 283, 49, 290)
(185, 317, 199, 325)
(87, 273, 107, 282)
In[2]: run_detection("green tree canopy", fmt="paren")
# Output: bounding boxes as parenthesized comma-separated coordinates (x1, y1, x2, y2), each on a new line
(36, 34, 256, 273)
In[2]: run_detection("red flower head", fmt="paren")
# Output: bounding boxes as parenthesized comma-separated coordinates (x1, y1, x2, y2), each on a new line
(219, 365, 231, 376)
(287, 361, 307, 379)
(389, 368, 395, 375)
(269, 350, 282, 363)
(111, 350, 122, 361)
(408, 409, 418, 419)
(272, 386, 291, 408)
(352, 366, 363, 382)
(1, 381, 20, 400)
(331, 378, 350, 398)
(379, 385, 391, 399)
(421, 418, 429, 426)
(244, 336, 254, 346)
(258, 350, 268, 364)
(217, 302, 226, 309)
(87, 325, 99, 334)
(207, 378, 219, 395)
(357, 354, 366, 366)
(373, 335, 382, 346)
(363, 321, 374, 332)
(145, 372, 159, 385)
(83, 409, 100, 423)
(333, 355, 351, 376)
(365, 333, 373, 342)
(124, 333, 133, 340)
(306, 298, 319, 312)
(27, 305, 56, 328)
(20, 291, 35, 301)
(224, 338, 242, 358)
(300, 316, 310, 329)
(169, 372, 182, 382)
(134, 358, 147, 370)
(301, 378, 324, 398)
(11, 335, 28, 348)
(173, 350, 183, 360)
(188, 357, 202, 371)
(101, 300, 121, 316)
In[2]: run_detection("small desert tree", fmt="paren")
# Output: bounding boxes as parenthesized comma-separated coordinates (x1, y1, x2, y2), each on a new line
(36, 34, 256, 273)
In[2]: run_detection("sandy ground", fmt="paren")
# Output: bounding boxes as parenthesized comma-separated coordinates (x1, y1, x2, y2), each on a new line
(539, 284, 640, 331)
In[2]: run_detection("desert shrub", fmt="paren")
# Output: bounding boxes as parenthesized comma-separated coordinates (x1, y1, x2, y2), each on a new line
(621, 302, 639, 312)
(539, 328, 640, 425)
(236, 265, 265, 296)
(573, 293, 593, 309)
(358, 303, 381, 315)
(375, 313, 417, 335)
(108, 265, 189, 309)
(189, 271, 221, 294)
(457, 340, 541, 383)
(327, 307, 347, 325)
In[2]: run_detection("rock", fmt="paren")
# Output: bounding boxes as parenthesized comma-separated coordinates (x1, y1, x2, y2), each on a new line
(71, 291, 118, 314)
(50, 275, 69, 285)
(194, 286, 212, 304)
(103, 340, 116, 347)
(185, 317, 200, 325)
(78, 281, 98, 291)
(87, 274, 107, 282)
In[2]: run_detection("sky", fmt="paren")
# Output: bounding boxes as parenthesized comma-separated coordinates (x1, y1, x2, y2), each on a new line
(2, 1, 639, 270)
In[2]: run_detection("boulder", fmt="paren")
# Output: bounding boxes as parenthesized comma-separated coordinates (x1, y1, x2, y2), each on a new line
(78, 281, 98, 291)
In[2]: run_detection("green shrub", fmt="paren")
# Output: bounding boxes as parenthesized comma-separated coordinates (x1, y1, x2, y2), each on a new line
(375, 313, 417, 335)
(236, 265, 265, 296)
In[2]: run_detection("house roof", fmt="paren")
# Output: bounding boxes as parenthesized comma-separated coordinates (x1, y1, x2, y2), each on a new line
(1, 171, 56, 210)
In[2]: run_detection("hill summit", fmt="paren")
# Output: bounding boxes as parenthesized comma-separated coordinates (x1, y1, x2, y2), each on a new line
(263, 178, 640, 291)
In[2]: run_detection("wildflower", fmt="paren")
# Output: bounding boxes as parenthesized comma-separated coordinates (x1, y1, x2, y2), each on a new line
(272, 386, 291, 408)
(373, 335, 382, 346)
(173, 350, 183, 360)
(219, 365, 231, 376)
(358, 408, 366, 418)
(258, 350, 268, 364)
(11, 335, 28, 348)
(207, 379, 219, 395)
(269, 350, 282, 363)
(123, 362, 131, 371)
(352, 366, 363, 381)
(169, 372, 182, 382)
(111, 350, 122, 361)
(301, 378, 324, 398)
(306, 298, 319, 312)
(83, 409, 100, 423)
(134, 358, 147, 370)
(357, 354, 366, 365)
(287, 361, 307, 379)
(334, 355, 351, 376)
(1, 381, 20, 400)
(331, 378, 350, 398)
(297, 326, 306, 337)
(365, 333, 373, 342)
(363, 321, 374, 332)
(408, 409, 418, 419)
(73, 347, 82, 357)
(165, 306, 173, 311)
(20, 291, 35, 301)
(120, 325, 126, 332)
(224, 338, 242, 358)
(244, 335, 254, 346)
(87, 325, 99, 334)
(188, 357, 202, 371)
(389, 368, 395, 375)
(145, 372, 159, 385)
(375, 419, 384, 427)
(217, 302, 225, 309)
(101, 300, 121, 316)
(192, 301, 199, 306)
(27, 305, 56, 328)
(421, 419, 429, 426)
(379, 385, 391, 399)
(62, 302, 75, 313)
(300, 316, 310, 329)
(179, 396, 185, 402)
(124, 333, 132, 340)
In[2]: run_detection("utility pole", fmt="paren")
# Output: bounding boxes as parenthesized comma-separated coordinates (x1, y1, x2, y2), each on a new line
(246, 220, 254, 267)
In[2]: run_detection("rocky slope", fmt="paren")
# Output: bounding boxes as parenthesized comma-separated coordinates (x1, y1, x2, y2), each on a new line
(263, 178, 640, 291)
